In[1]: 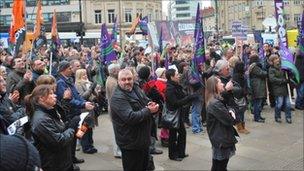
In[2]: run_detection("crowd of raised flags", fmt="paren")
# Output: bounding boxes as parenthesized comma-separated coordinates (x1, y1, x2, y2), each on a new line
(6, 0, 303, 84)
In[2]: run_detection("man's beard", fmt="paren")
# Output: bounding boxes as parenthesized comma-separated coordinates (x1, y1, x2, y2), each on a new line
(15, 68, 26, 74)
(35, 69, 45, 75)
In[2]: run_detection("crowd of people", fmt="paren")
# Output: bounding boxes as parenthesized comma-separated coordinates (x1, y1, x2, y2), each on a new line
(0, 37, 303, 171)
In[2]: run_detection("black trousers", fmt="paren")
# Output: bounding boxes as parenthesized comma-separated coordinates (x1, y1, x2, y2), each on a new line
(120, 148, 149, 171)
(168, 118, 186, 159)
(211, 159, 229, 171)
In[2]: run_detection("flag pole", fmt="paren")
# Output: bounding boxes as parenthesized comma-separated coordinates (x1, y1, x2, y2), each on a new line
(49, 51, 53, 75)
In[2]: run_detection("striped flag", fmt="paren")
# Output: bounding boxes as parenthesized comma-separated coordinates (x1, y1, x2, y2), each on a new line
(100, 23, 117, 64)
(9, 0, 26, 57)
(139, 16, 149, 35)
(191, 3, 205, 81)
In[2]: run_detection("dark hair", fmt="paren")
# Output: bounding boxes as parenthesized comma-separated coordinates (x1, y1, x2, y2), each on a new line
(165, 69, 176, 81)
(249, 54, 259, 64)
(24, 85, 54, 118)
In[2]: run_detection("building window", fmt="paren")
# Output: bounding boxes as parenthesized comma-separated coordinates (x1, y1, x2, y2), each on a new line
(0, 15, 11, 26)
(176, 0, 188, 5)
(283, 0, 289, 5)
(294, 14, 301, 22)
(294, 0, 300, 5)
(176, 13, 190, 18)
(256, 0, 263, 6)
(284, 14, 290, 21)
(125, 9, 132, 23)
(155, 10, 159, 20)
(95, 10, 102, 24)
(176, 7, 189, 11)
(136, 9, 143, 17)
(108, 9, 115, 23)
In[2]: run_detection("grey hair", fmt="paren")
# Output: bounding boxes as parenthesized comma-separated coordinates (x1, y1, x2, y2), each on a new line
(108, 63, 121, 74)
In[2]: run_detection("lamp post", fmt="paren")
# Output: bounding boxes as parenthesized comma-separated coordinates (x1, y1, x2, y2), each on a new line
(78, 0, 83, 45)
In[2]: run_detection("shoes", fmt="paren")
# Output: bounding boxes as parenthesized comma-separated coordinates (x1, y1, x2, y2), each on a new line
(192, 130, 203, 134)
(295, 106, 304, 110)
(202, 122, 207, 127)
(73, 157, 85, 164)
(83, 147, 98, 154)
(169, 157, 183, 161)
(260, 117, 265, 121)
(73, 164, 80, 171)
(254, 119, 265, 123)
(275, 118, 282, 123)
(114, 155, 122, 159)
(286, 118, 292, 124)
(150, 148, 163, 155)
(161, 139, 169, 147)
(179, 154, 189, 158)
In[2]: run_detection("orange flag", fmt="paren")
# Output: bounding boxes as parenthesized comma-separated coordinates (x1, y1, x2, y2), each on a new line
(33, 0, 44, 40)
(126, 16, 140, 35)
(9, 0, 25, 43)
(51, 10, 58, 40)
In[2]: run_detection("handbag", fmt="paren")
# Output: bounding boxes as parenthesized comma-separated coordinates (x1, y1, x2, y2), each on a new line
(233, 96, 247, 111)
(161, 103, 180, 129)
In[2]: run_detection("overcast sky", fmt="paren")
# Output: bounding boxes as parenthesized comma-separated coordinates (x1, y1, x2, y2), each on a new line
(162, 0, 212, 16)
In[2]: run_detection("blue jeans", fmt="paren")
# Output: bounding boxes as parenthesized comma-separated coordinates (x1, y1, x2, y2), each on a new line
(252, 98, 263, 121)
(191, 97, 203, 133)
(275, 96, 291, 119)
(296, 82, 304, 109)
(81, 128, 94, 151)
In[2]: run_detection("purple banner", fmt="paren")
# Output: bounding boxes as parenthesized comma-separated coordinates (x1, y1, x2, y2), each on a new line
(274, 0, 293, 62)
(100, 23, 116, 63)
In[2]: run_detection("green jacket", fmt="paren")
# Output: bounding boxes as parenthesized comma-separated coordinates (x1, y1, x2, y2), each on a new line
(268, 66, 288, 97)
(249, 63, 267, 99)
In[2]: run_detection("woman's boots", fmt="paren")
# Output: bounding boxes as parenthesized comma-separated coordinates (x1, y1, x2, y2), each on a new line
(237, 122, 250, 134)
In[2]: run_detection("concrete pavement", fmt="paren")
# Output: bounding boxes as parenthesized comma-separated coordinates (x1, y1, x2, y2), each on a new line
(78, 106, 303, 170)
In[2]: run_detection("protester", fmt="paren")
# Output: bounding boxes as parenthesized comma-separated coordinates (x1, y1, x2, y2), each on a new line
(268, 54, 292, 123)
(249, 54, 267, 123)
(165, 68, 198, 161)
(110, 69, 159, 171)
(205, 75, 238, 171)
(25, 85, 80, 171)
(105, 63, 122, 158)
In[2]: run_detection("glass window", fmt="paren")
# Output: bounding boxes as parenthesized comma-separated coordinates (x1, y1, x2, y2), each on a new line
(3, 0, 13, 8)
(108, 9, 115, 23)
(124, 9, 132, 23)
(294, 14, 300, 22)
(95, 10, 102, 24)
(155, 10, 159, 20)
(176, 0, 188, 5)
(284, 14, 290, 21)
(176, 13, 190, 18)
(176, 7, 189, 11)
(294, 0, 300, 5)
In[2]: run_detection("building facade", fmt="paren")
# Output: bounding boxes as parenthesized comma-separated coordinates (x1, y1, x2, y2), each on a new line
(214, 0, 304, 35)
(0, 0, 162, 44)
(82, 0, 162, 35)
(201, 7, 215, 32)
(0, 0, 82, 33)
(168, 0, 197, 21)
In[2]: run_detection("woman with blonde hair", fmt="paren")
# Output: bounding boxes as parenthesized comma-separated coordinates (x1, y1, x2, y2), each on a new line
(205, 76, 238, 171)
(75, 69, 98, 154)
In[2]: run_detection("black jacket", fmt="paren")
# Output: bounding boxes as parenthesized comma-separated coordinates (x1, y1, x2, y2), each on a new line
(206, 97, 238, 148)
(110, 83, 151, 150)
(31, 106, 74, 171)
(165, 80, 194, 111)
(0, 93, 25, 125)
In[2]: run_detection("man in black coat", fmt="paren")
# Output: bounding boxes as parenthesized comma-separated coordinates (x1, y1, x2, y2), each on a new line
(110, 69, 159, 171)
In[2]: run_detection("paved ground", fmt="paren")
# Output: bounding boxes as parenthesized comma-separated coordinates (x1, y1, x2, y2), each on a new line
(77, 106, 303, 171)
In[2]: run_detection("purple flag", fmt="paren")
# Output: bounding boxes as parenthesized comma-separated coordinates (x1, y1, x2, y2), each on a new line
(253, 31, 264, 59)
(100, 23, 116, 64)
(191, 3, 205, 81)
(299, 10, 304, 55)
(139, 16, 149, 35)
(274, 0, 300, 83)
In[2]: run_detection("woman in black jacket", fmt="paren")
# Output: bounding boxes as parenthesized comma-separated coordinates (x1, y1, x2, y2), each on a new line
(165, 69, 197, 161)
(25, 85, 79, 171)
(205, 76, 238, 171)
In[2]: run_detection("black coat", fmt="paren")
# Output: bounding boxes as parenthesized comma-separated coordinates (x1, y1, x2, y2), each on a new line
(31, 106, 74, 171)
(206, 97, 238, 148)
(165, 80, 193, 111)
(249, 62, 268, 99)
(0, 93, 25, 125)
(110, 83, 151, 150)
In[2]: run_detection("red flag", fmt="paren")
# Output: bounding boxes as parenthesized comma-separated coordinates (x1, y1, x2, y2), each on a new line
(9, 0, 25, 43)
(33, 0, 44, 40)
(51, 10, 58, 40)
